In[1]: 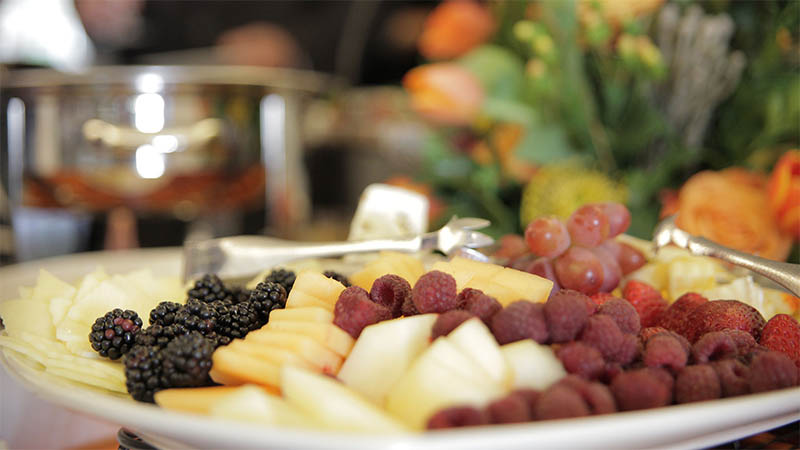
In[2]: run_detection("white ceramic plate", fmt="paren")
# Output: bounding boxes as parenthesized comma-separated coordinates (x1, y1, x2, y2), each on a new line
(1, 249, 798, 450)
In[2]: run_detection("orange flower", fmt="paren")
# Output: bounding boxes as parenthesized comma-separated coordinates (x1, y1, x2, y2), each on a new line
(403, 63, 485, 126)
(667, 169, 793, 261)
(418, 0, 495, 60)
(767, 150, 800, 239)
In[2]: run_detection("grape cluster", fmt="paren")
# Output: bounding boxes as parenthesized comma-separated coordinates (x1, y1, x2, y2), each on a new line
(504, 202, 646, 296)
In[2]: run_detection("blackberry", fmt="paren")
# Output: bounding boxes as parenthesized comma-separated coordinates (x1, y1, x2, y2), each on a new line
(173, 299, 218, 336)
(89, 309, 143, 360)
(323, 270, 351, 287)
(264, 268, 296, 294)
(215, 301, 261, 339)
(227, 286, 252, 304)
(187, 274, 229, 303)
(135, 323, 183, 350)
(149, 301, 183, 326)
(124, 345, 164, 402)
(160, 332, 215, 389)
(248, 282, 287, 323)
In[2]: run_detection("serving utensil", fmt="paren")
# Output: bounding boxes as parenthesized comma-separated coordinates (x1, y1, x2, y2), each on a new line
(182, 216, 494, 282)
(652, 215, 800, 297)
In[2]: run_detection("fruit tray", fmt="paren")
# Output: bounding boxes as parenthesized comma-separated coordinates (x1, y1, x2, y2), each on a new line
(1, 248, 798, 449)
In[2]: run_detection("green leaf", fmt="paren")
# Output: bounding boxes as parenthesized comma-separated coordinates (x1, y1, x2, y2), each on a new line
(515, 123, 577, 164)
(482, 97, 539, 125)
(458, 45, 526, 100)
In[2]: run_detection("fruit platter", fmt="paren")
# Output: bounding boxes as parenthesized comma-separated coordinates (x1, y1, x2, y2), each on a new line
(1, 203, 798, 449)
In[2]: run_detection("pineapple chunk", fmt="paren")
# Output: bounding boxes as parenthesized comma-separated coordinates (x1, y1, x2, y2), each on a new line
(349, 251, 425, 291)
(433, 257, 553, 305)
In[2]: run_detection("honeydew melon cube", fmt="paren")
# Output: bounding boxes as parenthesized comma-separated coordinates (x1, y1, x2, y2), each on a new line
(501, 340, 565, 390)
(446, 318, 511, 389)
(209, 385, 313, 428)
(338, 314, 437, 405)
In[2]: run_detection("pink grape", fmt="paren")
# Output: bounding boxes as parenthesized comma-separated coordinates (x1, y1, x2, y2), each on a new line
(591, 247, 622, 292)
(617, 242, 646, 275)
(524, 216, 571, 258)
(598, 239, 622, 260)
(600, 203, 631, 237)
(554, 247, 605, 295)
(494, 234, 529, 261)
(566, 204, 610, 248)
(524, 257, 560, 297)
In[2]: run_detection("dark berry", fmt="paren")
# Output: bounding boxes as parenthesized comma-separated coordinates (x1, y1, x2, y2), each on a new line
(490, 301, 548, 345)
(458, 288, 501, 325)
(173, 299, 217, 336)
(370, 274, 411, 318)
(89, 309, 143, 360)
(124, 345, 163, 403)
(487, 392, 531, 424)
(264, 268, 296, 294)
(149, 301, 183, 326)
(432, 311, 476, 340)
(187, 274, 229, 303)
(597, 297, 640, 335)
(427, 406, 489, 429)
(401, 295, 419, 316)
(535, 384, 590, 420)
(544, 289, 590, 343)
(558, 341, 605, 380)
(333, 286, 392, 338)
(323, 270, 351, 287)
(160, 332, 215, 389)
(248, 281, 287, 323)
(675, 364, 721, 404)
(412, 271, 459, 313)
(215, 301, 261, 339)
(557, 375, 616, 415)
(135, 323, 182, 350)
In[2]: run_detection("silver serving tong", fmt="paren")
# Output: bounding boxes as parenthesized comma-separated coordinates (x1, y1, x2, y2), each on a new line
(182, 216, 494, 282)
(653, 215, 800, 297)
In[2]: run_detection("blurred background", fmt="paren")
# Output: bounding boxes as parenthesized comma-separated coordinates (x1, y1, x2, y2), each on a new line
(0, 0, 797, 265)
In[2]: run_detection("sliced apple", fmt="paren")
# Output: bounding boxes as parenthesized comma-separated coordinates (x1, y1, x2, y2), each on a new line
(281, 366, 407, 433)
(446, 318, 511, 389)
(246, 329, 343, 374)
(501, 339, 565, 390)
(155, 386, 242, 414)
(268, 307, 334, 323)
(209, 385, 313, 428)
(265, 321, 354, 357)
(338, 314, 437, 405)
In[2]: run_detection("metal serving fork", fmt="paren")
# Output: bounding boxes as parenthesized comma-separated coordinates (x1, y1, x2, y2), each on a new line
(182, 216, 494, 282)
(653, 215, 800, 297)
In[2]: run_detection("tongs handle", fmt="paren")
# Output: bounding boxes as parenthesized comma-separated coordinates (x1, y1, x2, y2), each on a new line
(682, 235, 800, 297)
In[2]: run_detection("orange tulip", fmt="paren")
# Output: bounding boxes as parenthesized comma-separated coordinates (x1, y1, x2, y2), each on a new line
(418, 0, 495, 60)
(668, 169, 793, 262)
(403, 63, 485, 126)
(767, 150, 800, 239)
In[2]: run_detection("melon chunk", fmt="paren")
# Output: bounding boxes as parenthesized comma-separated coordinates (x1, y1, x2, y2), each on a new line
(350, 251, 424, 291)
(210, 346, 281, 389)
(265, 321, 354, 357)
(155, 386, 242, 414)
(501, 340, 565, 390)
(244, 329, 344, 374)
(447, 318, 511, 389)
(268, 307, 334, 324)
(288, 271, 346, 308)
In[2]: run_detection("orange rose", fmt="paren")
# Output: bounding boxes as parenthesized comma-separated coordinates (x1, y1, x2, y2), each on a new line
(669, 169, 793, 261)
(403, 63, 485, 126)
(418, 0, 495, 60)
(767, 150, 800, 239)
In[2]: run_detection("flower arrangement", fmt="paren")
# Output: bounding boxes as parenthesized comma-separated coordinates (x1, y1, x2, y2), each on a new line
(397, 0, 799, 260)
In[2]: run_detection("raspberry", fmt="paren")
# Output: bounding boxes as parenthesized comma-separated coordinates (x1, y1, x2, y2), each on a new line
(644, 334, 688, 372)
(534, 384, 590, 420)
(597, 297, 640, 335)
(622, 280, 668, 328)
(639, 326, 668, 342)
(589, 292, 616, 306)
(458, 288, 501, 325)
(558, 341, 606, 380)
(643, 367, 675, 396)
(748, 351, 799, 393)
(412, 271, 459, 313)
(333, 286, 392, 338)
(687, 300, 766, 343)
(613, 333, 640, 365)
(490, 301, 549, 345)
(487, 392, 532, 424)
(711, 359, 750, 397)
(658, 292, 708, 337)
(675, 364, 721, 404)
(610, 369, 671, 411)
(369, 274, 411, 318)
(723, 329, 757, 357)
(759, 314, 800, 369)
(601, 362, 624, 384)
(641, 329, 692, 355)
(692, 331, 737, 364)
(583, 296, 598, 316)
(580, 315, 624, 361)
(427, 406, 489, 429)
(432, 310, 476, 340)
(557, 375, 617, 414)
(401, 295, 419, 316)
(544, 290, 590, 343)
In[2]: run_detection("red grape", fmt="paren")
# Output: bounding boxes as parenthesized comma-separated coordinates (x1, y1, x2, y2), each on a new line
(494, 234, 529, 261)
(591, 247, 622, 292)
(617, 242, 646, 275)
(566, 205, 610, 248)
(524, 216, 571, 258)
(598, 239, 622, 260)
(523, 257, 560, 296)
(554, 247, 605, 295)
(600, 203, 631, 237)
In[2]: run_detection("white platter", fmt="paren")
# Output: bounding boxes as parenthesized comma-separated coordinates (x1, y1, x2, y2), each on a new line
(1, 249, 798, 450)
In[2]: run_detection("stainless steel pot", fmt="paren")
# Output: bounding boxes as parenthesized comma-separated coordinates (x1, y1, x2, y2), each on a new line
(0, 65, 331, 260)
